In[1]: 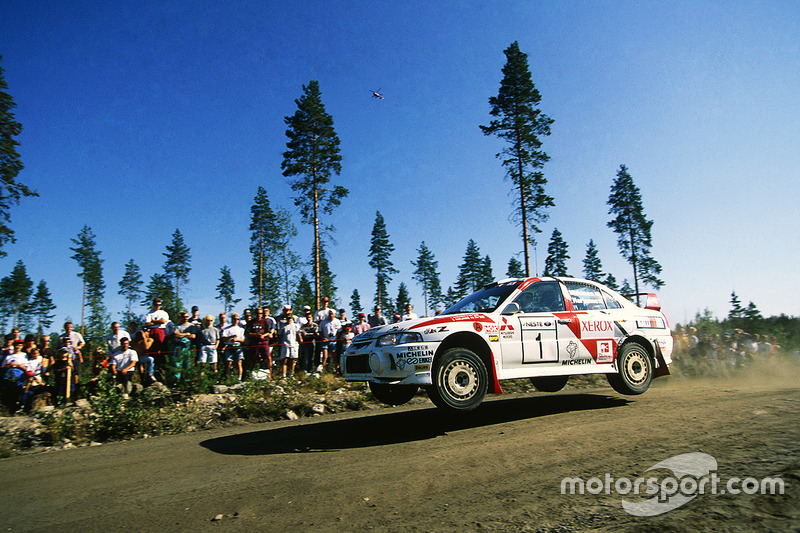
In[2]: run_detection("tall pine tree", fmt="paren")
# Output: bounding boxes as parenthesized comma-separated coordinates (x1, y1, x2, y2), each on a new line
(411, 241, 442, 316)
(249, 186, 282, 308)
(216, 265, 241, 315)
(118, 258, 143, 321)
(507, 257, 525, 278)
(282, 80, 347, 309)
(0, 260, 33, 330)
(543, 228, 569, 277)
(30, 280, 56, 337)
(163, 229, 191, 307)
(368, 211, 397, 309)
(70, 225, 107, 338)
(454, 240, 486, 298)
(0, 56, 38, 257)
(582, 240, 604, 282)
(480, 41, 554, 277)
(607, 164, 663, 303)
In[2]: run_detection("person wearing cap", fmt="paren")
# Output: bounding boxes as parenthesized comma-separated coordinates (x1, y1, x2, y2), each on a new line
(221, 313, 246, 381)
(297, 306, 318, 374)
(144, 298, 170, 368)
(278, 313, 301, 378)
(353, 313, 370, 336)
(318, 309, 341, 373)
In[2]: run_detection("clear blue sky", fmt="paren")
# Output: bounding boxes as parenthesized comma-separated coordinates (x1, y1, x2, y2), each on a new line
(1, 0, 798, 329)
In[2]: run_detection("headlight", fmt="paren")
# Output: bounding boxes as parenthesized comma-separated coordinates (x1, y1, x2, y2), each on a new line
(377, 332, 423, 347)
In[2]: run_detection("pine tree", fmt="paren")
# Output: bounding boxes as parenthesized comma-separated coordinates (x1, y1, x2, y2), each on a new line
(70, 225, 106, 337)
(479, 255, 494, 287)
(395, 282, 411, 314)
(282, 80, 347, 308)
(349, 289, 363, 318)
(0, 56, 38, 257)
(163, 228, 191, 306)
(507, 257, 525, 278)
(143, 273, 179, 319)
(216, 265, 241, 315)
(480, 41, 554, 277)
(293, 273, 315, 312)
(454, 240, 485, 298)
(607, 164, 664, 303)
(271, 207, 303, 307)
(603, 273, 619, 291)
(249, 186, 281, 308)
(411, 241, 443, 316)
(368, 211, 398, 309)
(30, 280, 56, 337)
(317, 240, 337, 306)
(118, 259, 143, 320)
(0, 260, 33, 330)
(582, 240, 604, 282)
(729, 291, 745, 320)
(543, 228, 569, 277)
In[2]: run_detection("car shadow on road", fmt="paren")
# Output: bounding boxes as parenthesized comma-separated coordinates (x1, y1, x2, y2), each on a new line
(199, 393, 630, 456)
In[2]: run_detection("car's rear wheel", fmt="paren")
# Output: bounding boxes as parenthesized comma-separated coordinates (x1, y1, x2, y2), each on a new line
(530, 375, 569, 392)
(427, 348, 487, 411)
(606, 342, 653, 395)
(368, 382, 419, 406)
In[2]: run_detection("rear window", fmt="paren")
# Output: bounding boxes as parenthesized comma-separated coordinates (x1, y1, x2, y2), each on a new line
(565, 282, 606, 311)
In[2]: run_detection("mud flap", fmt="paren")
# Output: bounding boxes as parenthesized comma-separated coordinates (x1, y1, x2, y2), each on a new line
(488, 350, 503, 394)
(654, 345, 671, 378)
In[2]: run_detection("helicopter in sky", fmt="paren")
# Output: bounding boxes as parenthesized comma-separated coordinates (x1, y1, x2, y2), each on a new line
(370, 89, 384, 99)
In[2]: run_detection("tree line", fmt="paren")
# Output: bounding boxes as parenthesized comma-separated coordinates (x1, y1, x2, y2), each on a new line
(0, 43, 668, 344)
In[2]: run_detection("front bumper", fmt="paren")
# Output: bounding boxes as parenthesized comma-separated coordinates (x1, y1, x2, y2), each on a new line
(342, 342, 437, 385)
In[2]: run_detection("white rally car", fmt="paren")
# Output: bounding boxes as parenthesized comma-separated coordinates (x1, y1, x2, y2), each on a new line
(342, 277, 673, 411)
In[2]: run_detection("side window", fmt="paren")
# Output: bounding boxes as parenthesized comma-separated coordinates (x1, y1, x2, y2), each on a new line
(602, 291, 623, 309)
(565, 283, 606, 311)
(513, 281, 565, 313)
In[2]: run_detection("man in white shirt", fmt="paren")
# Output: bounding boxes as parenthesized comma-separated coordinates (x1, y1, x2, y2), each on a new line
(318, 310, 341, 373)
(401, 303, 419, 321)
(221, 313, 246, 381)
(110, 337, 138, 397)
(105, 321, 131, 356)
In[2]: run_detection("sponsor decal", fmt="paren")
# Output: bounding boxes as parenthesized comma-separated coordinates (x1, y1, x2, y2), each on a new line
(473, 322, 483, 332)
(423, 326, 449, 335)
(521, 320, 554, 329)
(415, 364, 430, 372)
(397, 356, 433, 370)
(489, 334, 499, 342)
(567, 341, 579, 359)
(597, 340, 614, 363)
(636, 317, 666, 329)
(397, 349, 435, 359)
(581, 320, 614, 333)
(562, 358, 592, 365)
(500, 317, 515, 331)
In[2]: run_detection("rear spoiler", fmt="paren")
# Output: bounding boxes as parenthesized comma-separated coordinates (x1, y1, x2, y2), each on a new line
(624, 293, 661, 311)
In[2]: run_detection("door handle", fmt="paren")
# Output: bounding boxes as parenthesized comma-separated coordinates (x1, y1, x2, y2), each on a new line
(557, 319, 571, 325)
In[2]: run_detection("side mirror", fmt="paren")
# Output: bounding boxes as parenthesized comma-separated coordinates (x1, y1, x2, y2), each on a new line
(501, 302, 521, 315)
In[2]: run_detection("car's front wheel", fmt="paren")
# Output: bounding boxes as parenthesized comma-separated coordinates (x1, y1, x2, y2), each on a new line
(368, 382, 419, 406)
(427, 348, 488, 411)
(607, 342, 653, 395)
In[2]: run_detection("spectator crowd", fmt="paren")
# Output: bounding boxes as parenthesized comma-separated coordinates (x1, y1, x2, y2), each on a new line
(0, 297, 422, 412)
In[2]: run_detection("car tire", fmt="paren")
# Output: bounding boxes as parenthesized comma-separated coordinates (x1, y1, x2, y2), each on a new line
(530, 375, 569, 392)
(606, 342, 653, 395)
(427, 348, 487, 411)
(368, 382, 419, 406)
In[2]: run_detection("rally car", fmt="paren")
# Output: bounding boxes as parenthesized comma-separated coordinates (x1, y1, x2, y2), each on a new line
(342, 277, 673, 411)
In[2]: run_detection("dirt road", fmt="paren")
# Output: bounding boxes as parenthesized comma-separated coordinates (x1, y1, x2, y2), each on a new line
(1, 371, 798, 532)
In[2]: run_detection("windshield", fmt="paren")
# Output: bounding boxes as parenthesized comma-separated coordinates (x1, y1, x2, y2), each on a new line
(441, 281, 522, 315)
